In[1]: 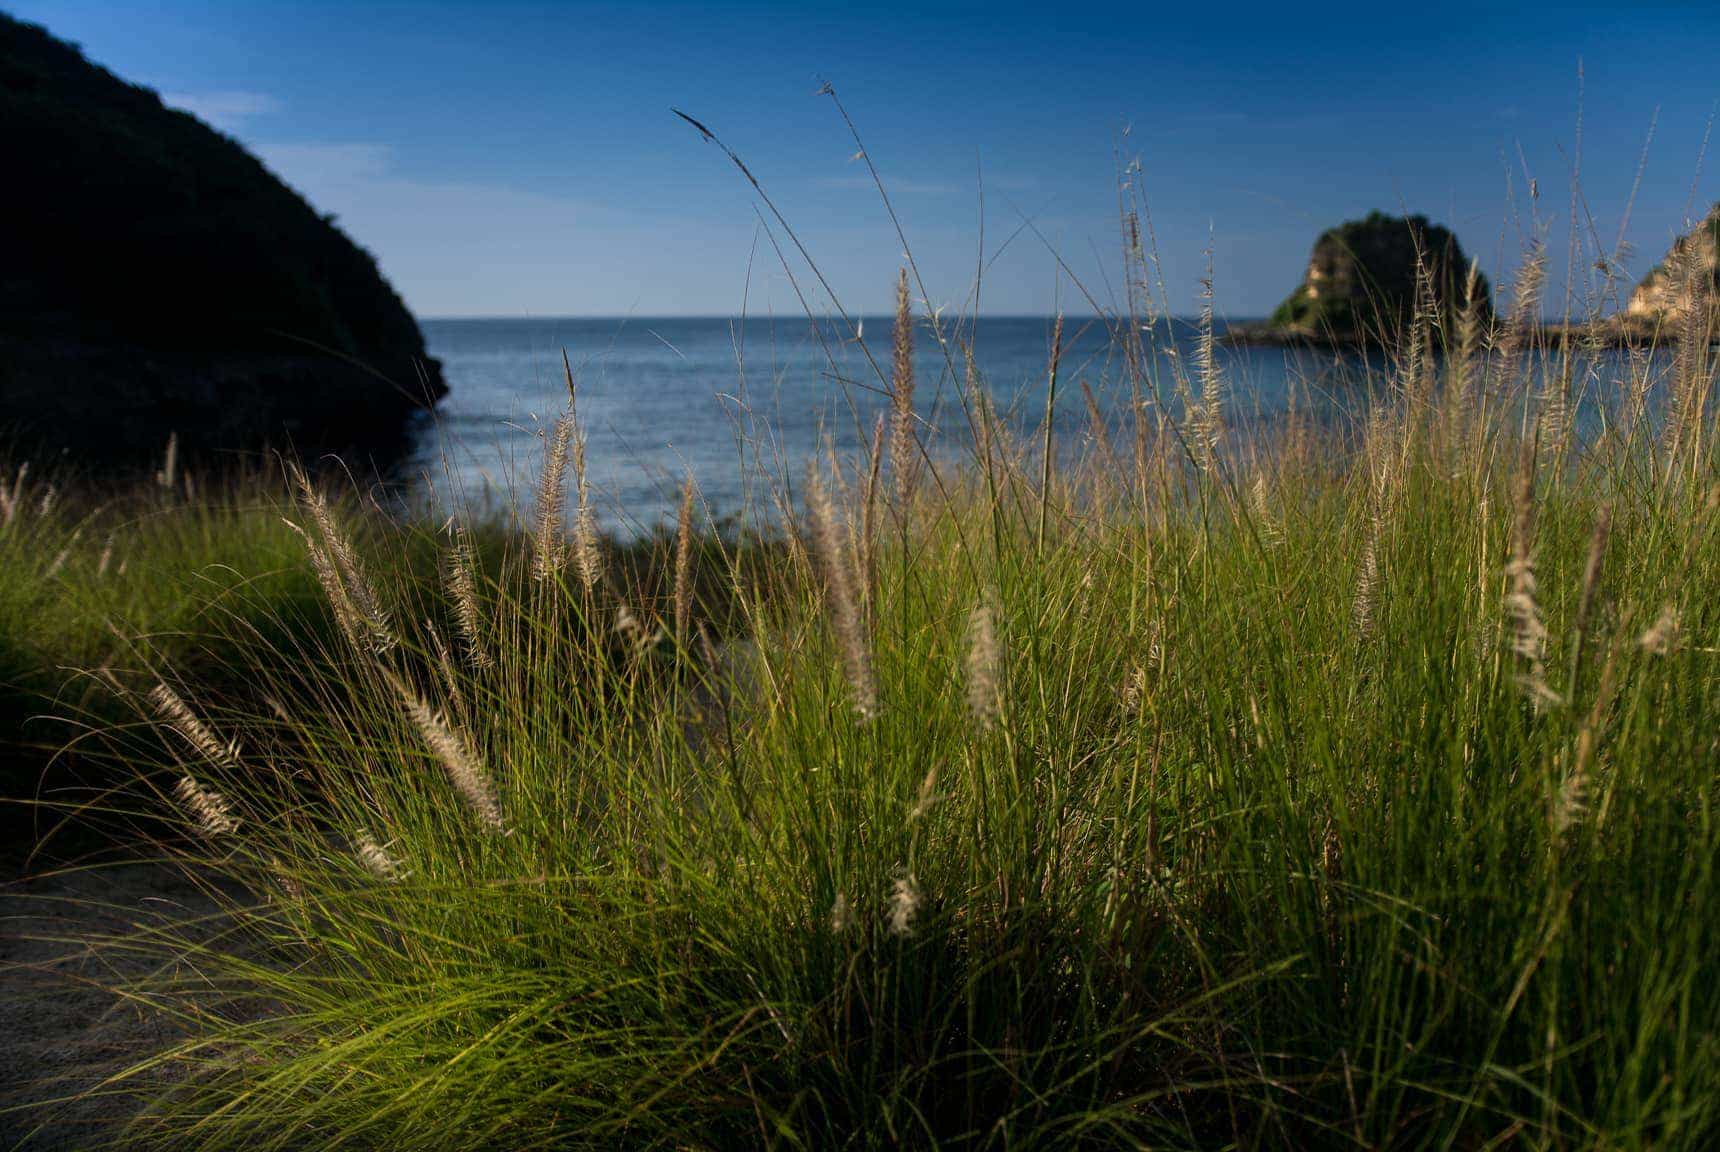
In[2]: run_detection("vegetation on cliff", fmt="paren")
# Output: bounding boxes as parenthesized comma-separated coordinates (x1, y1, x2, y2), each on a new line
(1266, 211, 1490, 343)
(0, 13, 444, 464)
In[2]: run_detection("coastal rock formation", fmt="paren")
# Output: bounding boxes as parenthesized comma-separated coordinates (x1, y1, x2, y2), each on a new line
(1266, 212, 1489, 343)
(1625, 204, 1720, 333)
(0, 13, 445, 467)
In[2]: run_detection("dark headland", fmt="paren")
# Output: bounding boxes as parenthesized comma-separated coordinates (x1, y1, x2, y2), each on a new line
(0, 13, 445, 470)
(1230, 208, 1720, 349)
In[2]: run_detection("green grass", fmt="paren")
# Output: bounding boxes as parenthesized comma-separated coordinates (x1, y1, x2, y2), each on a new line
(3, 224, 1718, 1148)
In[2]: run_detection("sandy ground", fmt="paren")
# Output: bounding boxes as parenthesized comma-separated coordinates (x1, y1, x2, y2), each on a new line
(0, 861, 214, 1150)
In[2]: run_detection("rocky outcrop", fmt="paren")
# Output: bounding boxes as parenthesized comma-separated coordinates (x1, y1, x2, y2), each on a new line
(1625, 204, 1720, 334)
(1264, 212, 1490, 344)
(0, 13, 445, 467)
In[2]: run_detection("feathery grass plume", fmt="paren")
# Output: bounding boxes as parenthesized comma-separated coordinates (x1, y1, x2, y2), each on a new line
(614, 604, 657, 658)
(1191, 243, 1225, 475)
(354, 828, 404, 880)
(444, 534, 493, 670)
(1120, 662, 1148, 715)
(571, 420, 604, 594)
(173, 774, 239, 838)
(1399, 234, 1437, 413)
(1081, 379, 1116, 471)
(0, 463, 22, 526)
(96, 533, 114, 577)
(1248, 474, 1283, 547)
(1449, 259, 1484, 422)
(283, 518, 368, 652)
(150, 681, 243, 773)
(966, 348, 996, 481)
(532, 410, 576, 582)
(155, 431, 178, 490)
(1664, 242, 1714, 480)
(1551, 755, 1589, 839)
(387, 670, 507, 833)
(1504, 446, 1555, 707)
(37, 485, 55, 519)
(46, 526, 80, 579)
(674, 474, 697, 644)
(1638, 604, 1682, 655)
(287, 462, 396, 653)
(1352, 504, 1384, 638)
(888, 874, 921, 937)
(829, 891, 852, 935)
(965, 599, 1001, 729)
(1493, 239, 1547, 398)
(890, 267, 917, 507)
(269, 859, 305, 902)
(1538, 352, 1574, 464)
(804, 464, 876, 720)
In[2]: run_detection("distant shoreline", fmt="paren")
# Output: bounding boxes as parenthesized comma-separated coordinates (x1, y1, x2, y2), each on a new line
(1224, 317, 1710, 350)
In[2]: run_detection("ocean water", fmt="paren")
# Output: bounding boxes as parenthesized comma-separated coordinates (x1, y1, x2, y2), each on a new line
(407, 316, 1379, 536)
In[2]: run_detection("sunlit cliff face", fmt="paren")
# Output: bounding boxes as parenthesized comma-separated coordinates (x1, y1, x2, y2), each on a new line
(1627, 206, 1720, 322)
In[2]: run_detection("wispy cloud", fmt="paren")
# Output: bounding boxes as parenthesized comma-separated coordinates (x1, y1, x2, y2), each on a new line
(161, 89, 282, 132)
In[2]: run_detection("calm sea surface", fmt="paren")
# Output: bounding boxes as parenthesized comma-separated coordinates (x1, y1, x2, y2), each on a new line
(407, 316, 1397, 535)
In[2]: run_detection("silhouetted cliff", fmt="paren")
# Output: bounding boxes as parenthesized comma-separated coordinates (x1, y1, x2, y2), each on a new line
(0, 12, 445, 466)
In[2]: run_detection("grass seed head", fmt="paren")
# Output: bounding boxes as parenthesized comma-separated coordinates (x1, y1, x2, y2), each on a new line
(174, 774, 239, 838)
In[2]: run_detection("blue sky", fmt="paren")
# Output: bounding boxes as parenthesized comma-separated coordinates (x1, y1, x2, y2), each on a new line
(10, 1, 1720, 317)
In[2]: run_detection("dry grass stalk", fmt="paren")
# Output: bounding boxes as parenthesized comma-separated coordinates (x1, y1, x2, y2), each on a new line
(174, 774, 239, 838)
(674, 475, 697, 644)
(909, 764, 938, 821)
(388, 671, 507, 832)
(533, 411, 576, 582)
(858, 413, 885, 615)
(150, 681, 243, 773)
(805, 465, 876, 719)
(965, 600, 1001, 729)
(1573, 504, 1611, 657)
(890, 267, 917, 508)
(426, 619, 465, 717)
(96, 533, 115, 577)
(444, 536, 494, 670)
